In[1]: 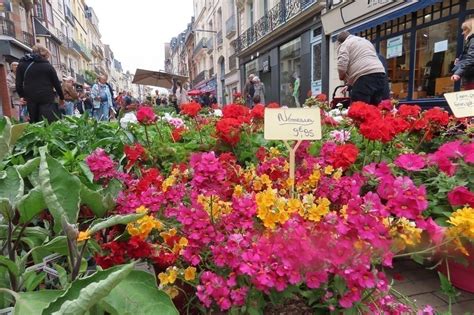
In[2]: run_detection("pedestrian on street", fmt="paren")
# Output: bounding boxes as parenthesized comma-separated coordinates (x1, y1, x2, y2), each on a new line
(7, 62, 27, 121)
(253, 76, 265, 105)
(62, 76, 79, 116)
(451, 18, 474, 90)
(336, 31, 389, 105)
(244, 74, 255, 108)
(91, 75, 113, 121)
(15, 44, 64, 123)
(175, 80, 189, 106)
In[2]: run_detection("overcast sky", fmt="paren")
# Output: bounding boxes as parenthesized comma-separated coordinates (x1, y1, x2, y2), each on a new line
(86, 0, 194, 74)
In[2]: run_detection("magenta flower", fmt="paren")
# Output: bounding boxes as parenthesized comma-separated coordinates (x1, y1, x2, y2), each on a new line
(447, 186, 474, 207)
(85, 148, 117, 182)
(395, 153, 426, 171)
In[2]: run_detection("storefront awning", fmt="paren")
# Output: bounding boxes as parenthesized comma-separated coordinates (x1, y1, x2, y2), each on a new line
(347, 0, 443, 35)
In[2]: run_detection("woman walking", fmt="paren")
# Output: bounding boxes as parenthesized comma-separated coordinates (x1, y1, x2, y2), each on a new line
(451, 18, 474, 90)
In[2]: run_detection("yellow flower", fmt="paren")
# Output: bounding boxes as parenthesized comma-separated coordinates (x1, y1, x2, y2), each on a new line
(184, 266, 197, 281)
(164, 286, 179, 299)
(333, 168, 343, 180)
(159, 268, 178, 286)
(77, 230, 90, 242)
(269, 147, 280, 157)
(447, 207, 474, 239)
(233, 185, 244, 197)
(324, 165, 334, 175)
(287, 198, 301, 213)
(136, 205, 148, 214)
(261, 174, 272, 187)
(162, 175, 176, 192)
(160, 228, 177, 243)
(253, 179, 263, 191)
(308, 169, 321, 186)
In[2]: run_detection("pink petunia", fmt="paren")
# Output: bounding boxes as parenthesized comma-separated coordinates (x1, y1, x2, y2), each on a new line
(447, 186, 474, 207)
(395, 153, 426, 171)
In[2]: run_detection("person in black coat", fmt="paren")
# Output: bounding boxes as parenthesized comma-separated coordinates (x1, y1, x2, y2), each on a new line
(452, 18, 474, 90)
(15, 44, 64, 123)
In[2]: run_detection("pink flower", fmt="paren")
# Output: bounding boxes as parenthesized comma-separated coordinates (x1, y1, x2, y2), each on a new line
(416, 218, 444, 245)
(447, 186, 474, 207)
(136, 106, 157, 125)
(85, 148, 117, 182)
(395, 153, 426, 171)
(460, 142, 474, 163)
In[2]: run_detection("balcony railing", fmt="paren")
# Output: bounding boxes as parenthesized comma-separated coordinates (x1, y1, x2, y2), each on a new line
(192, 70, 208, 86)
(225, 15, 236, 39)
(229, 54, 237, 71)
(207, 37, 214, 54)
(22, 31, 34, 47)
(236, 0, 317, 52)
(193, 37, 208, 56)
(216, 30, 223, 47)
(65, 6, 75, 25)
(0, 17, 15, 37)
(78, 42, 92, 61)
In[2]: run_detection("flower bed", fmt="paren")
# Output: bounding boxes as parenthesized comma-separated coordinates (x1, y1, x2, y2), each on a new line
(0, 98, 472, 314)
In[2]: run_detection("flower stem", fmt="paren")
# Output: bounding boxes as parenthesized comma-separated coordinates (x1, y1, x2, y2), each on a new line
(144, 125, 151, 147)
(394, 238, 454, 258)
(154, 122, 165, 142)
(194, 117, 203, 144)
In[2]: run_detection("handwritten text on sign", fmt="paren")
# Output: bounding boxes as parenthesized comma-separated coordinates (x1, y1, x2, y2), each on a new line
(444, 90, 474, 118)
(264, 108, 322, 140)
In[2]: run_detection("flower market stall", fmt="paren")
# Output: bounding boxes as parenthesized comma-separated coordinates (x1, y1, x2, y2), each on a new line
(0, 96, 472, 314)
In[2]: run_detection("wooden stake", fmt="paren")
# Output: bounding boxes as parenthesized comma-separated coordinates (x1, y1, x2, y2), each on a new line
(284, 140, 302, 197)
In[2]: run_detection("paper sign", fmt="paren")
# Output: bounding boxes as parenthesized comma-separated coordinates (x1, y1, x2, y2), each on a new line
(387, 35, 403, 59)
(444, 90, 474, 118)
(434, 40, 448, 53)
(264, 108, 322, 140)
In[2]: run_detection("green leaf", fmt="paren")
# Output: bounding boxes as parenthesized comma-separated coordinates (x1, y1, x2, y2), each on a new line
(42, 263, 134, 315)
(9, 122, 28, 148)
(88, 213, 145, 235)
(79, 184, 109, 218)
(78, 162, 94, 183)
(22, 271, 46, 291)
(98, 270, 180, 315)
(13, 290, 63, 315)
(38, 146, 81, 232)
(0, 198, 13, 220)
(0, 255, 19, 277)
(0, 117, 12, 161)
(17, 157, 40, 178)
(54, 264, 69, 289)
(0, 166, 24, 207)
(333, 275, 346, 294)
(438, 271, 458, 299)
(17, 187, 47, 223)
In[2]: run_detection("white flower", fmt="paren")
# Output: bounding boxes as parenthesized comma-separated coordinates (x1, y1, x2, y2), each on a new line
(329, 130, 351, 143)
(120, 112, 137, 129)
(213, 109, 223, 117)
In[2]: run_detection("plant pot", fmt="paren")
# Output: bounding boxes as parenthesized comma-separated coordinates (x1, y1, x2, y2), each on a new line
(438, 245, 474, 293)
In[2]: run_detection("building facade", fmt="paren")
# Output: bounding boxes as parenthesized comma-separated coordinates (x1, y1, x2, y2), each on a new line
(235, 0, 325, 107)
(0, 0, 35, 116)
(321, 0, 474, 107)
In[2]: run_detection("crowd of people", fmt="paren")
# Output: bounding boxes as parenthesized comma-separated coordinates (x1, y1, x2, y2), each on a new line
(6, 19, 473, 124)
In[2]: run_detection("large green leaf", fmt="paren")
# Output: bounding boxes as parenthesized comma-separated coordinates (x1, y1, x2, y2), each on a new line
(38, 146, 81, 232)
(13, 290, 63, 315)
(0, 117, 12, 161)
(79, 184, 109, 218)
(0, 166, 24, 207)
(99, 270, 179, 315)
(17, 186, 47, 223)
(42, 263, 134, 315)
(88, 213, 145, 235)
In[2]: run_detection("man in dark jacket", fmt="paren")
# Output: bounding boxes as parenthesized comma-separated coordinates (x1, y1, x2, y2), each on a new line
(16, 44, 64, 123)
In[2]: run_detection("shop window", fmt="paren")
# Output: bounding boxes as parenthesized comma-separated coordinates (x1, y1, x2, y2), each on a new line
(279, 37, 301, 107)
(414, 19, 458, 99)
(245, 60, 257, 77)
(380, 32, 411, 100)
(311, 41, 322, 95)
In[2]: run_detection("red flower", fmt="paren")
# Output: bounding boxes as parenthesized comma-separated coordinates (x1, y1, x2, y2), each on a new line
(267, 102, 280, 108)
(424, 107, 449, 126)
(171, 126, 186, 142)
(136, 106, 157, 125)
(95, 241, 126, 269)
(180, 102, 202, 117)
(124, 143, 146, 170)
(330, 143, 359, 170)
(256, 147, 267, 162)
(223, 104, 251, 124)
(152, 250, 178, 272)
(348, 102, 381, 124)
(251, 104, 265, 120)
(316, 93, 327, 102)
(447, 186, 474, 207)
(136, 168, 163, 193)
(126, 236, 154, 259)
(398, 104, 421, 119)
(216, 118, 242, 146)
(359, 118, 396, 143)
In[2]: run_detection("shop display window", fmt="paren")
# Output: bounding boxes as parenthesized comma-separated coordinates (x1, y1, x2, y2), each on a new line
(380, 32, 411, 99)
(413, 19, 458, 99)
(279, 38, 301, 107)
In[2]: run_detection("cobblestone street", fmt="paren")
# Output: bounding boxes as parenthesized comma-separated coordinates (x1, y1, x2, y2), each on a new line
(390, 259, 474, 314)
